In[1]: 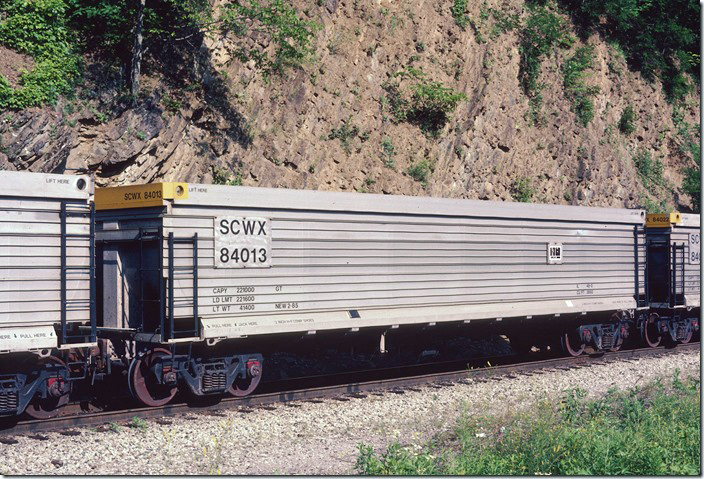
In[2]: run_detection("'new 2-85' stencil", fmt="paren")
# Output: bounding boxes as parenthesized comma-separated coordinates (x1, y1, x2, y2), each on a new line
(214, 216, 272, 268)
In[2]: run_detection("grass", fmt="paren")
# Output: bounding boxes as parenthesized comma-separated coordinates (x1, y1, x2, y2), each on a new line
(356, 373, 700, 475)
(128, 416, 148, 431)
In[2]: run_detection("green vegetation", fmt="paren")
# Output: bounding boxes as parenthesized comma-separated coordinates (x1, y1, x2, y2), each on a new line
(451, 0, 469, 30)
(213, 166, 243, 186)
(406, 160, 432, 187)
(0, 0, 82, 109)
(618, 105, 636, 135)
(518, 6, 573, 99)
(671, 105, 701, 212)
(383, 66, 466, 136)
(328, 117, 360, 154)
(632, 148, 674, 213)
(357, 373, 700, 475)
(381, 136, 395, 169)
(633, 149, 665, 189)
(0, 0, 318, 110)
(128, 416, 148, 431)
(682, 167, 701, 212)
(510, 177, 533, 202)
(562, 44, 599, 126)
(558, 0, 699, 102)
(161, 92, 183, 113)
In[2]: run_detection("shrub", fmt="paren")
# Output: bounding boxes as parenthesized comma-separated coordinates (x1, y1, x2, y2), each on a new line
(518, 6, 573, 98)
(562, 44, 600, 126)
(0, 0, 82, 109)
(383, 66, 466, 136)
(682, 167, 700, 212)
(381, 136, 395, 168)
(618, 105, 636, 135)
(510, 177, 533, 202)
(633, 148, 664, 188)
(556, 0, 699, 103)
(451, 0, 469, 30)
(328, 117, 360, 154)
(406, 160, 432, 187)
(213, 166, 242, 186)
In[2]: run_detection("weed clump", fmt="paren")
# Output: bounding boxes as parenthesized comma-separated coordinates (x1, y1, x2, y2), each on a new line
(406, 160, 432, 187)
(213, 166, 243, 186)
(356, 374, 701, 475)
(451, 0, 469, 30)
(562, 44, 600, 126)
(382, 66, 466, 137)
(510, 177, 533, 202)
(518, 6, 573, 98)
(618, 105, 636, 135)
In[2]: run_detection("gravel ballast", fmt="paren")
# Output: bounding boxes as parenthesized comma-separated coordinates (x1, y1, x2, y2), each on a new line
(0, 349, 699, 475)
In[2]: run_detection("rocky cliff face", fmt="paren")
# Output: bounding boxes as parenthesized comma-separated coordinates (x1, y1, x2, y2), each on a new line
(0, 0, 699, 211)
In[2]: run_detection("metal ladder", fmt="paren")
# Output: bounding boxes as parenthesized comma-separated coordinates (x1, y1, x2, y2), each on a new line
(59, 201, 96, 346)
(670, 243, 686, 307)
(166, 232, 199, 340)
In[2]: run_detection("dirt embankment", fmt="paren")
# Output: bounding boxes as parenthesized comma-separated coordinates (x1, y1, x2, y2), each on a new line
(0, 0, 699, 211)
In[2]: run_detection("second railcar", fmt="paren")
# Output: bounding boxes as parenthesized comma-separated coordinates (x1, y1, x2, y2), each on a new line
(642, 212, 700, 345)
(94, 182, 646, 405)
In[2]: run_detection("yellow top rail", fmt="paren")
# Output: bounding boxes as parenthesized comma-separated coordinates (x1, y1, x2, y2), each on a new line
(95, 182, 189, 210)
(645, 212, 681, 228)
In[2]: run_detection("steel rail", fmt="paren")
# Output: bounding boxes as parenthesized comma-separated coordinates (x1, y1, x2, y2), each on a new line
(0, 342, 698, 437)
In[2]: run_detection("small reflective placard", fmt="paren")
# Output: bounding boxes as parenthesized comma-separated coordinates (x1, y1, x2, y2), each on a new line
(689, 233, 700, 265)
(547, 242, 563, 264)
(214, 217, 272, 268)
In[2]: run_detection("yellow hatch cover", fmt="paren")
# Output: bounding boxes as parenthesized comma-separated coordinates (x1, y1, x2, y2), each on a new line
(95, 182, 189, 210)
(646, 212, 682, 228)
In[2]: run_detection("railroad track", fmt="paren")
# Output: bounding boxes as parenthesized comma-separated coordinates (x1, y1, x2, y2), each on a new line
(0, 342, 698, 437)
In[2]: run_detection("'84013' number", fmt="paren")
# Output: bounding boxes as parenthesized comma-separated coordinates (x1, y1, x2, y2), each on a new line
(220, 247, 267, 265)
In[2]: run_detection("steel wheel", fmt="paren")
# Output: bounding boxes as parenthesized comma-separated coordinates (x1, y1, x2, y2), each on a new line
(678, 328, 693, 344)
(643, 314, 662, 348)
(128, 348, 178, 407)
(25, 356, 70, 420)
(228, 358, 262, 397)
(561, 330, 586, 357)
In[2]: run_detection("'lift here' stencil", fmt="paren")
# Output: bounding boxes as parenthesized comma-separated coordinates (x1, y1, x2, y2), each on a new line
(214, 217, 272, 268)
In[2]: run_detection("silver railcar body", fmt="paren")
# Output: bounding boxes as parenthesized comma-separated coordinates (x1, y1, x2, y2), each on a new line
(96, 182, 646, 343)
(0, 171, 94, 353)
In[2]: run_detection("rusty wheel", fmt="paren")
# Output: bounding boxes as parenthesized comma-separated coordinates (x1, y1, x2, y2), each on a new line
(228, 358, 262, 397)
(561, 330, 586, 357)
(644, 314, 662, 348)
(128, 348, 177, 407)
(678, 328, 693, 344)
(25, 356, 70, 420)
